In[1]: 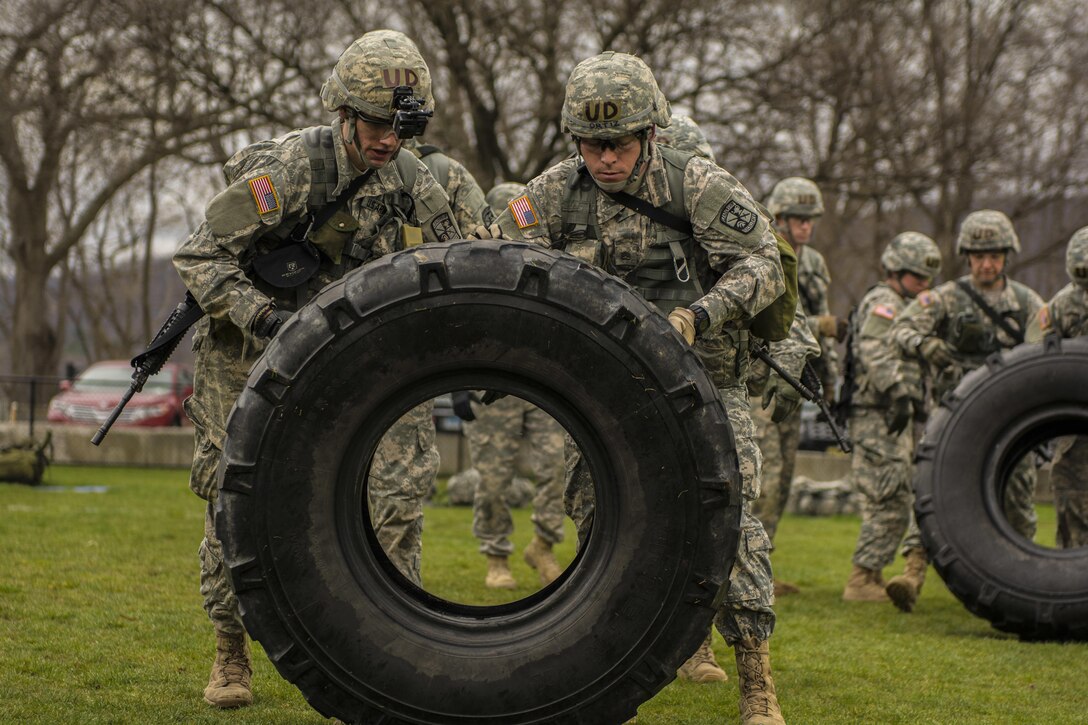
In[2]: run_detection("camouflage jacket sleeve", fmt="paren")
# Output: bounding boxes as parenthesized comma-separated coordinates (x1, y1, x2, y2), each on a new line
(888, 285, 948, 357)
(489, 161, 571, 247)
(1029, 284, 1088, 342)
(765, 304, 821, 381)
(397, 155, 463, 245)
(854, 284, 917, 400)
(684, 157, 784, 334)
(172, 140, 310, 333)
(444, 156, 489, 232)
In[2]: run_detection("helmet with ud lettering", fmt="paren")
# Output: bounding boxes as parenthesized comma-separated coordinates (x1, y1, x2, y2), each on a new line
(655, 114, 716, 163)
(881, 232, 942, 279)
(561, 52, 671, 139)
(1065, 226, 1088, 287)
(485, 182, 527, 216)
(320, 30, 433, 121)
(955, 209, 1020, 254)
(767, 177, 824, 218)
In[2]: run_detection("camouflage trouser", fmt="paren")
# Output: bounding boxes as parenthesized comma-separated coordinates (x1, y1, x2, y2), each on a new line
(187, 321, 437, 633)
(1051, 435, 1088, 549)
(564, 382, 774, 646)
(465, 396, 565, 557)
(367, 401, 440, 586)
(848, 409, 914, 570)
(749, 401, 801, 542)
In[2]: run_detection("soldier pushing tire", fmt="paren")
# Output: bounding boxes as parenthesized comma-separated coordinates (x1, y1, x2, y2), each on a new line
(914, 335, 1088, 641)
(215, 240, 743, 724)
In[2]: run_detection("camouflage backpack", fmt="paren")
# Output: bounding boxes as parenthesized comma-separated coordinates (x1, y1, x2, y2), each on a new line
(0, 432, 52, 486)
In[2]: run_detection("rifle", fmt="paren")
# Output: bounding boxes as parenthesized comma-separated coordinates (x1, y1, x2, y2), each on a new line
(91, 291, 205, 445)
(751, 345, 852, 453)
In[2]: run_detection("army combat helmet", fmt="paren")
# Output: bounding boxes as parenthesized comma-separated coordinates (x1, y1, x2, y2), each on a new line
(320, 30, 433, 123)
(562, 51, 670, 192)
(881, 232, 942, 279)
(955, 209, 1020, 255)
(767, 177, 824, 219)
(1066, 226, 1088, 288)
(485, 182, 527, 216)
(655, 114, 716, 163)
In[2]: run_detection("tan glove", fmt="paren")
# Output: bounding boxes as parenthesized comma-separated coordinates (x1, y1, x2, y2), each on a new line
(467, 222, 504, 240)
(668, 307, 696, 345)
(816, 314, 848, 342)
(917, 337, 954, 368)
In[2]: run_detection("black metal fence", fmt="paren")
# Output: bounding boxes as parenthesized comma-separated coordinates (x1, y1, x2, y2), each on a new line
(0, 374, 69, 438)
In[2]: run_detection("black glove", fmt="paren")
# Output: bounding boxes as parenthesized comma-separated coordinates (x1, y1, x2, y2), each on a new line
(451, 391, 478, 421)
(884, 384, 914, 436)
(252, 304, 290, 340)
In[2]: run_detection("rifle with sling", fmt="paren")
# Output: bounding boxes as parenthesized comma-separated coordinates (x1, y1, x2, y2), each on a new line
(92, 169, 374, 445)
(751, 344, 853, 453)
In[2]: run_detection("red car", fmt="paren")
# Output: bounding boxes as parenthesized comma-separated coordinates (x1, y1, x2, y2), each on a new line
(47, 360, 193, 427)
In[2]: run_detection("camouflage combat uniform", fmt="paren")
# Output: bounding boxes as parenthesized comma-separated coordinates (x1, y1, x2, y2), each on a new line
(889, 254, 1043, 540)
(404, 138, 490, 231)
(492, 143, 784, 645)
(464, 395, 566, 555)
(847, 282, 923, 570)
(174, 71, 459, 633)
(1026, 225, 1088, 548)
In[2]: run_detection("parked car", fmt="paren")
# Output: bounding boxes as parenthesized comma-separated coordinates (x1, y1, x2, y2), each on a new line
(47, 360, 193, 427)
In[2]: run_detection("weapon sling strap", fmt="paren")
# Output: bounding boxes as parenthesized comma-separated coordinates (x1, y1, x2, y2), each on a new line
(954, 278, 1025, 345)
(605, 189, 696, 283)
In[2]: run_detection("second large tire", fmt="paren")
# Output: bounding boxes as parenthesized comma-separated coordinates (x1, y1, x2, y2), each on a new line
(914, 335, 1088, 640)
(216, 240, 743, 723)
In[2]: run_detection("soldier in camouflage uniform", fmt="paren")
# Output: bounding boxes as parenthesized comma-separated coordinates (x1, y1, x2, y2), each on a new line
(839, 233, 942, 603)
(172, 30, 459, 709)
(660, 115, 819, 684)
(458, 182, 568, 590)
(1026, 226, 1088, 548)
(750, 178, 843, 595)
(402, 137, 490, 230)
(655, 113, 717, 164)
(481, 52, 787, 725)
(886, 210, 1044, 610)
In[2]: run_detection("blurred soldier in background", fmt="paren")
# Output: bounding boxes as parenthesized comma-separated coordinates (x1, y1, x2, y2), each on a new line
(173, 30, 459, 708)
(839, 233, 941, 603)
(402, 137, 490, 230)
(886, 210, 1044, 611)
(1026, 226, 1088, 549)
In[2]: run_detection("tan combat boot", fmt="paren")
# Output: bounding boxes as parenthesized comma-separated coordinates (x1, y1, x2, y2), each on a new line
(523, 535, 562, 585)
(734, 638, 785, 725)
(203, 630, 253, 708)
(773, 579, 800, 596)
(885, 547, 928, 612)
(842, 564, 890, 602)
(485, 555, 517, 589)
(677, 631, 728, 683)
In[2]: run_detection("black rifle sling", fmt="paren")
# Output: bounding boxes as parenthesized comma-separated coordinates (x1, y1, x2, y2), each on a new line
(606, 191, 694, 236)
(954, 278, 1025, 345)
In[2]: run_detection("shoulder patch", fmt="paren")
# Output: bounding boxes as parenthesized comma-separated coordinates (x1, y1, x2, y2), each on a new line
(430, 213, 457, 242)
(248, 175, 280, 215)
(1038, 305, 1052, 331)
(871, 304, 896, 320)
(917, 290, 934, 307)
(509, 195, 539, 229)
(719, 199, 757, 234)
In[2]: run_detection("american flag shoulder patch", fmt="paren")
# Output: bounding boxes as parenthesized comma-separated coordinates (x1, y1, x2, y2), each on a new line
(1038, 305, 1052, 330)
(917, 290, 934, 307)
(872, 304, 896, 320)
(509, 194, 539, 229)
(248, 175, 280, 215)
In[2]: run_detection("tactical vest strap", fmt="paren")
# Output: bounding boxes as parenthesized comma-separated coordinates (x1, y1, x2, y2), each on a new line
(301, 126, 339, 209)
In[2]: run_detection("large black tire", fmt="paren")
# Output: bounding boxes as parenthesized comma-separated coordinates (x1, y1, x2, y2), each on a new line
(914, 335, 1088, 640)
(216, 240, 742, 723)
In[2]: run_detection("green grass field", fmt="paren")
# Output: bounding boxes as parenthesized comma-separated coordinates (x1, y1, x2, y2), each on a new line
(2, 465, 1086, 724)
